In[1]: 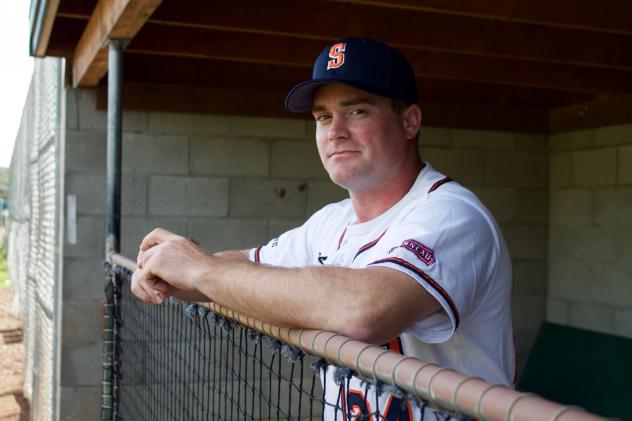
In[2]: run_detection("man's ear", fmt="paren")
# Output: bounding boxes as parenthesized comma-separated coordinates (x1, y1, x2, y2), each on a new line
(402, 104, 422, 140)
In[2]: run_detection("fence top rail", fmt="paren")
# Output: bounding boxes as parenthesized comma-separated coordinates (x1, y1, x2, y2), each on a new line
(110, 252, 605, 421)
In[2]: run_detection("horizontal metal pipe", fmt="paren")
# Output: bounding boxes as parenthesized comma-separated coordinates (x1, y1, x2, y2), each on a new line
(110, 252, 604, 421)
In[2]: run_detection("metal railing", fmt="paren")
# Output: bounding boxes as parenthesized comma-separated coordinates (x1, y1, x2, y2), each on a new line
(106, 253, 604, 421)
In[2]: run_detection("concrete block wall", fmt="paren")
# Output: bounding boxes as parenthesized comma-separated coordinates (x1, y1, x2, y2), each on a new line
(420, 128, 549, 372)
(547, 124, 632, 338)
(60, 88, 347, 418)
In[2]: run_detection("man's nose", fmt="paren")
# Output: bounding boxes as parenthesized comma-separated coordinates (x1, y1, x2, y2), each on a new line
(328, 116, 350, 141)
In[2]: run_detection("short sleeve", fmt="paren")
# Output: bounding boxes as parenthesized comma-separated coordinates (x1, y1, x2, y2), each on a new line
(248, 222, 313, 267)
(367, 197, 498, 342)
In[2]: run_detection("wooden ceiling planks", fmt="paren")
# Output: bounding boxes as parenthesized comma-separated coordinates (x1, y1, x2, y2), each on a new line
(39, 0, 632, 131)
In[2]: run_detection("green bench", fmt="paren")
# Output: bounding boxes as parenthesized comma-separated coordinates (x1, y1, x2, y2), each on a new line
(517, 322, 632, 420)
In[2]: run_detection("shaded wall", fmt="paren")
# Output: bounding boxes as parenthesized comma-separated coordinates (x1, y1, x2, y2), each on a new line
(547, 125, 632, 338)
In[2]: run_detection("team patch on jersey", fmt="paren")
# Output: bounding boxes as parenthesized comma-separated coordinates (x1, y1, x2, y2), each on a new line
(390, 239, 435, 265)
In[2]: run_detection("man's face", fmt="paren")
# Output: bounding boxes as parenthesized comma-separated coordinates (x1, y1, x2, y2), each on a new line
(312, 84, 413, 193)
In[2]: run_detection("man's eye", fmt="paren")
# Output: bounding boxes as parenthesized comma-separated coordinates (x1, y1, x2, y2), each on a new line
(315, 114, 331, 122)
(350, 109, 366, 116)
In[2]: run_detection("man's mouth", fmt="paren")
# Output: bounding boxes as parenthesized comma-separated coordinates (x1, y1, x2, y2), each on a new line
(329, 150, 358, 158)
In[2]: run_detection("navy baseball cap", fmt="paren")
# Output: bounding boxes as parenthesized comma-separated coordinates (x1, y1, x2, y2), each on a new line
(285, 38, 418, 113)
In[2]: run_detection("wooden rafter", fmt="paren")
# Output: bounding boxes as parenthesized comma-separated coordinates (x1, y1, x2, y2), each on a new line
(71, 0, 162, 87)
(124, 27, 632, 94)
(322, 0, 632, 35)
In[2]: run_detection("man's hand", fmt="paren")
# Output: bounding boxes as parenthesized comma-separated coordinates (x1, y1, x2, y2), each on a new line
(131, 228, 213, 304)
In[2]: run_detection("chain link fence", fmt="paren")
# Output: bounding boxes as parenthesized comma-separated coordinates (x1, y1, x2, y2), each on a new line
(7, 57, 63, 421)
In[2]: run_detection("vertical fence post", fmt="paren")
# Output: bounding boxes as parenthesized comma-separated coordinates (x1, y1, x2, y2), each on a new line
(102, 39, 124, 421)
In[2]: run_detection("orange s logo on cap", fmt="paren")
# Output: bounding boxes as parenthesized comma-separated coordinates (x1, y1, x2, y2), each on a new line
(327, 43, 346, 70)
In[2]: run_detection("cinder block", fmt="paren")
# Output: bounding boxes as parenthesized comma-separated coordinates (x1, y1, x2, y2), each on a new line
(614, 308, 632, 339)
(65, 88, 78, 130)
(549, 189, 592, 226)
(306, 119, 316, 142)
(576, 227, 617, 263)
(122, 111, 150, 133)
(120, 216, 189, 257)
(515, 133, 548, 152)
(229, 116, 306, 140)
(271, 140, 328, 179)
(511, 296, 546, 331)
(594, 123, 632, 146)
(122, 133, 189, 175)
(546, 298, 568, 325)
(593, 188, 617, 225)
(550, 152, 571, 188)
(122, 173, 148, 216)
(513, 260, 547, 297)
(62, 299, 103, 344)
(503, 225, 547, 260)
(64, 216, 105, 257)
(550, 130, 594, 151)
(548, 260, 631, 306)
(62, 256, 107, 301)
(148, 112, 231, 136)
(451, 129, 516, 150)
(59, 386, 101, 421)
(420, 127, 451, 147)
(65, 172, 106, 216)
(306, 181, 348, 215)
(230, 179, 307, 218)
(548, 228, 567, 260)
(268, 219, 305, 239)
(76, 89, 105, 130)
(65, 129, 107, 173)
(618, 226, 632, 267)
(571, 147, 617, 187)
(616, 187, 632, 225)
(60, 343, 103, 387)
(422, 147, 484, 185)
(514, 189, 548, 224)
(149, 176, 229, 217)
(469, 187, 514, 223)
(567, 301, 614, 334)
(549, 226, 617, 263)
(618, 145, 632, 184)
(191, 137, 269, 176)
(75, 89, 149, 131)
(189, 218, 269, 252)
(484, 151, 547, 188)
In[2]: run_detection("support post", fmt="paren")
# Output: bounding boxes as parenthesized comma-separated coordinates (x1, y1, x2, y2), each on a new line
(102, 39, 124, 421)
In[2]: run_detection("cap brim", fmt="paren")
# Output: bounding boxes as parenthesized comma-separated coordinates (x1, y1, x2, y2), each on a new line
(285, 78, 393, 113)
(284, 79, 336, 113)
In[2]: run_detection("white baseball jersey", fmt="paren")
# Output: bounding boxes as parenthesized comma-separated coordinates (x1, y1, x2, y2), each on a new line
(249, 163, 514, 420)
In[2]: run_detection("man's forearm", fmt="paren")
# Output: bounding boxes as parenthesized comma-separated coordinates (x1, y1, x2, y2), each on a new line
(194, 258, 439, 344)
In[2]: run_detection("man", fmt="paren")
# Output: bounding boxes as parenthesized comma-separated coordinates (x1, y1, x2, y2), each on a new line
(132, 38, 514, 419)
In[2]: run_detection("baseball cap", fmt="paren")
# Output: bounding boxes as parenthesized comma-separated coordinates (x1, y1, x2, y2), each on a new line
(285, 37, 418, 113)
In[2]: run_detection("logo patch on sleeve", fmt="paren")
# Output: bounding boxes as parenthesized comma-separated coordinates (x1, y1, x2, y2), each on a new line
(390, 239, 435, 265)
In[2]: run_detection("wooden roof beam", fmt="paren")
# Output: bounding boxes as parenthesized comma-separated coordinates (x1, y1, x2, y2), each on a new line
(323, 0, 632, 36)
(550, 94, 632, 133)
(149, 0, 632, 72)
(126, 27, 632, 94)
(71, 0, 162, 87)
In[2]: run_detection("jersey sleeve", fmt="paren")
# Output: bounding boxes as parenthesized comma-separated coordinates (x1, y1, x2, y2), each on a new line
(367, 197, 499, 343)
(248, 222, 313, 268)
(248, 205, 335, 267)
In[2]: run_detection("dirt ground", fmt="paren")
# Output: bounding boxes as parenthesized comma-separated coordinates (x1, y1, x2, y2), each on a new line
(0, 287, 29, 420)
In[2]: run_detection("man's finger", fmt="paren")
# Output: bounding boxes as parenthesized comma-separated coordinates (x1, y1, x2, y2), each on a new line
(131, 268, 164, 304)
(139, 227, 180, 252)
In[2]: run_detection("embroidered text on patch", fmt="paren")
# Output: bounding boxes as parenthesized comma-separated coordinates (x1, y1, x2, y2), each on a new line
(392, 239, 435, 265)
